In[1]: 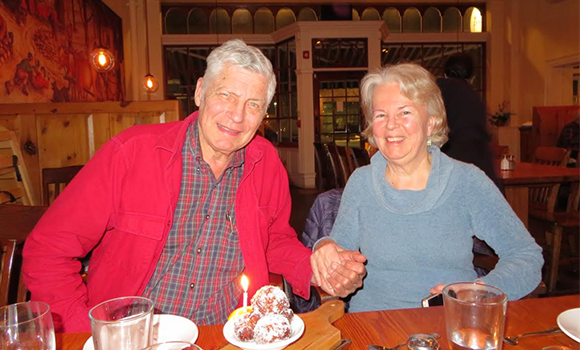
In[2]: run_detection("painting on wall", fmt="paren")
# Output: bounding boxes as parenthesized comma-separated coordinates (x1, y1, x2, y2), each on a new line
(0, 0, 124, 103)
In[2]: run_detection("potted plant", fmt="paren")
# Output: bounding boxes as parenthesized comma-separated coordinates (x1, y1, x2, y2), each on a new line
(489, 101, 513, 127)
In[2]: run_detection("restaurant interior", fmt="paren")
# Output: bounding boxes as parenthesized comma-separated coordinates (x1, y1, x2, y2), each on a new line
(0, 0, 579, 349)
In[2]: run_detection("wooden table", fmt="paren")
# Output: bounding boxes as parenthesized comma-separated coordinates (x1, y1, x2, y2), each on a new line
(57, 295, 580, 350)
(500, 162, 580, 227)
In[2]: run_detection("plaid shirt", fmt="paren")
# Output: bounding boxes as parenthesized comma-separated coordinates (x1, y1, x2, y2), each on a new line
(143, 121, 245, 325)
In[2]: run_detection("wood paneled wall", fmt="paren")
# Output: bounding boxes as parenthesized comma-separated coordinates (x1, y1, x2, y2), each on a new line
(530, 106, 580, 161)
(0, 101, 181, 205)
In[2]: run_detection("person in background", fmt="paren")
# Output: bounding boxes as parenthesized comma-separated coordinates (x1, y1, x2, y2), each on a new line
(23, 39, 365, 332)
(310, 63, 543, 312)
(556, 113, 579, 162)
(436, 53, 503, 193)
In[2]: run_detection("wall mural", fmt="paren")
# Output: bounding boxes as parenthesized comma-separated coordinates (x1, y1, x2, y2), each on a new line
(0, 0, 124, 103)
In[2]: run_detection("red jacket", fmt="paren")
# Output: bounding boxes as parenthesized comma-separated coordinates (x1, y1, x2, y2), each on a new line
(23, 113, 313, 333)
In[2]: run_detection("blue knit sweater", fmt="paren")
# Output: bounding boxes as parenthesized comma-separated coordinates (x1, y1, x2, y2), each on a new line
(327, 146, 543, 312)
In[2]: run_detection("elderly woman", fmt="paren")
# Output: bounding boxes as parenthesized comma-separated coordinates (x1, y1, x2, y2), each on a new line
(311, 63, 543, 312)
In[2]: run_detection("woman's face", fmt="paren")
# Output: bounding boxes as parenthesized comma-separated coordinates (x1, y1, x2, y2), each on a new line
(371, 83, 434, 166)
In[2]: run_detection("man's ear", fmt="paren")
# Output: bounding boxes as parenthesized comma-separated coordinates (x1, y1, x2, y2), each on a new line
(194, 78, 204, 107)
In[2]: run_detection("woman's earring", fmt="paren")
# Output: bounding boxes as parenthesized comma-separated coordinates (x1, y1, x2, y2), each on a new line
(427, 139, 432, 146)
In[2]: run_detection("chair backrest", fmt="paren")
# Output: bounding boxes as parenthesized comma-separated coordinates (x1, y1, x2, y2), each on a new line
(350, 147, 371, 167)
(529, 147, 572, 214)
(0, 130, 35, 205)
(314, 143, 339, 190)
(42, 165, 83, 205)
(333, 145, 354, 184)
(0, 238, 17, 307)
(326, 143, 347, 188)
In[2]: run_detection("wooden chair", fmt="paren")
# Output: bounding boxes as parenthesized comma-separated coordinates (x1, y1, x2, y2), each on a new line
(326, 143, 347, 188)
(0, 238, 17, 307)
(333, 145, 354, 184)
(42, 165, 83, 205)
(350, 147, 371, 167)
(314, 142, 339, 190)
(0, 205, 49, 305)
(0, 130, 35, 205)
(528, 147, 576, 293)
(529, 147, 571, 216)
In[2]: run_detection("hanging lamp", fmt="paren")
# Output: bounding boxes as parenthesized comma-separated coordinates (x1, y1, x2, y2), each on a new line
(91, 20, 115, 72)
(142, 2, 159, 93)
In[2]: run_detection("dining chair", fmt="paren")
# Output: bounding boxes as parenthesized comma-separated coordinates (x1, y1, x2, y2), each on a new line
(333, 145, 354, 184)
(529, 147, 571, 216)
(0, 238, 18, 307)
(313, 142, 339, 191)
(350, 147, 371, 167)
(0, 204, 49, 305)
(42, 165, 83, 205)
(326, 143, 347, 188)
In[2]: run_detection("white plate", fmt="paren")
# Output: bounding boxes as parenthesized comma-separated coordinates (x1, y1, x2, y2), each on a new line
(223, 314, 304, 350)
(83, 314, 199, 350)
(557, 308, 580, 343)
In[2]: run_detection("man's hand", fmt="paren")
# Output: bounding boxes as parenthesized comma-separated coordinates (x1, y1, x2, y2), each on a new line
(311, 240, 367, 298)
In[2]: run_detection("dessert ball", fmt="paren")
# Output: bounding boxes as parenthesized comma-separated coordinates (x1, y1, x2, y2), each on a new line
(253, 314, 292, 344)
(233, 312, 261, 341)
(251, 285, 290, 315)
(280, 307, 294, 322)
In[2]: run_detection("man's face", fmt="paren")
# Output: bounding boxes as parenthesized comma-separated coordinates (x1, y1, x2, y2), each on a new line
(194, 64, 269, 162)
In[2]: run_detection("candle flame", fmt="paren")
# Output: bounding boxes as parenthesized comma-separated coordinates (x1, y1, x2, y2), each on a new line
(241, 275, 249, 291)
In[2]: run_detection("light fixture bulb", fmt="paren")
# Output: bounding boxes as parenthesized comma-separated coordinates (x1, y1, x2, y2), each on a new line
(142, 74, 159, 93)
(90, 47, 115, 73)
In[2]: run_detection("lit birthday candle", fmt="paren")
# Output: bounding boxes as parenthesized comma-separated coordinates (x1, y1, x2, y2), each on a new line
(241, 275, 249, 311)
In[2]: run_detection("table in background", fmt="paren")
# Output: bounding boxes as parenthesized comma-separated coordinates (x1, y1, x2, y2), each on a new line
(500, 162, 580, 227)
(57, 295, 580, 350)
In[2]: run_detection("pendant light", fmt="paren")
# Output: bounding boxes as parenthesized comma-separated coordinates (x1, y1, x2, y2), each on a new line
(91, 15, 115, 72)
(142, 1, 159, 93)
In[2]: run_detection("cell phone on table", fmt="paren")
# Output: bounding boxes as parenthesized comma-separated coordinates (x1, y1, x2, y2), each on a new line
(421, 293, 444, 307)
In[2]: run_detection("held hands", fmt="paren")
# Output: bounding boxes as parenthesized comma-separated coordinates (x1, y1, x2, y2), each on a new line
(310, 239, 367, 298)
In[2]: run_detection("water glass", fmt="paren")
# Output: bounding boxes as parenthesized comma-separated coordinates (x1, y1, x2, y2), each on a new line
(443, 282, 507, 350)
(0, 301, 56, 350)
(141, 341, 203, 350)
(89, 296, 154, 350)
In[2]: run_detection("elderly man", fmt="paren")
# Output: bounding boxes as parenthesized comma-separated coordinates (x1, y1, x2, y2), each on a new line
(23, 39, 365, 333)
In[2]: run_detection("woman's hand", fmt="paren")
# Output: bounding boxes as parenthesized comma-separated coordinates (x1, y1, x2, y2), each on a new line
(311, 239, 367, 298)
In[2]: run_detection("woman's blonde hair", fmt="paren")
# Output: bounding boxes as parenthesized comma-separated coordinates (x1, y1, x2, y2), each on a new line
(360, 63, 448, 147)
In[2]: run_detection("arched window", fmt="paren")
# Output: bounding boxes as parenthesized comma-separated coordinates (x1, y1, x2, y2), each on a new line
(276, 8, 296, 30)
(402, 7, 421, 33)
(464, 7, 482, 32)
(297, 7, 317, 21)
(209, 8, 231, 34)
(383, 7, 401, 33)
(188, 8, 207, 34)
(352, 9, 360, 21)
(165, 8, 187, 34)
(232, 9, 253, 34)
(423, 7, 441, 32)
(361, 8, 380, 21)
(254, 7, 275, 34)
(443, 7, 462, 32)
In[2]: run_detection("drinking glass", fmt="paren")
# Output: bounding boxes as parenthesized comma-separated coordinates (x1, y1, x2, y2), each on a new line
(0, 301, 56, 350)
(443, 282, 507, 350)
(89, 296, 154, 350)
(141, 341, 203, 350)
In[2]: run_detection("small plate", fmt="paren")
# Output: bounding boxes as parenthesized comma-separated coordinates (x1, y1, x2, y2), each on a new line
(83, 314, 199, 350)
(223, 314, 304, 350)
(557, 308, 580, 343)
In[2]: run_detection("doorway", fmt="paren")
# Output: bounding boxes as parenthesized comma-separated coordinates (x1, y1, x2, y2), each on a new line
(313, 71, 366, 148)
